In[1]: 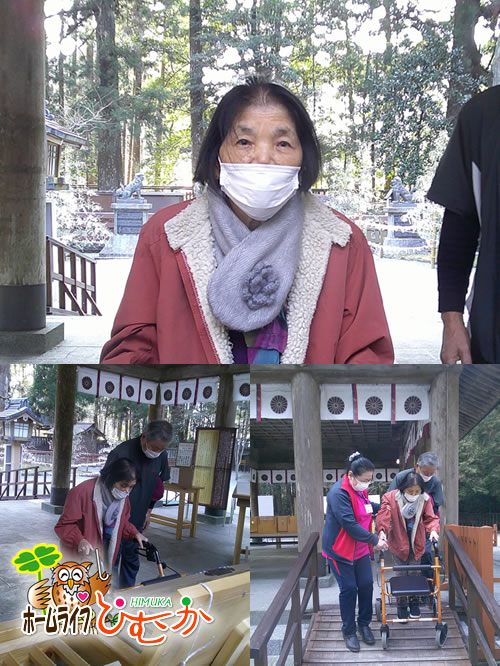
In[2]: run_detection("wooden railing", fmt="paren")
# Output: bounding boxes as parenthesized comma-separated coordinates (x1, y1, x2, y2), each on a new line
(446, 528, 500, 665)
(46, 237, 102, 316)
(0, 465, 78, 500)
(251, 532, 320, 666)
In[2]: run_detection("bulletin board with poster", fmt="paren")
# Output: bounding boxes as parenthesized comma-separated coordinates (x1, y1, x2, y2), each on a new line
(192, 427, 237, 509)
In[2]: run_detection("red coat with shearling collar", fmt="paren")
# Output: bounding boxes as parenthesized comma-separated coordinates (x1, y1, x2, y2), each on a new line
(375, 489, 440, 562)
(54, 478, 138, 567)
(100, 193, 394, 364)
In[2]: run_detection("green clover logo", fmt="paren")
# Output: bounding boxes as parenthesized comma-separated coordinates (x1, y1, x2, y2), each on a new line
(12, 544, 62, 577)
(12, 543, 63, 616)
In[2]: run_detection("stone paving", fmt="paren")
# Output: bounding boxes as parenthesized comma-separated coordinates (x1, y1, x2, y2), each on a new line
(0, 255, 443, 364)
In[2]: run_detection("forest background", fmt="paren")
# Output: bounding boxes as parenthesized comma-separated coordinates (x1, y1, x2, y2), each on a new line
(0, 365, 250, 474)
(45, 0, 500, 217)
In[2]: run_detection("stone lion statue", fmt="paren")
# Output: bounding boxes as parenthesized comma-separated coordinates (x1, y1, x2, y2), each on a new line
(386, 176, 413, 202)
(116, 173, 144, 199)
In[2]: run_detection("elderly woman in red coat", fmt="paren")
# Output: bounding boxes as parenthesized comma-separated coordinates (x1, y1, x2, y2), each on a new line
(54, 458, 148, 571)
(376, 471, 440, 622)
(100, 76, 393, 365)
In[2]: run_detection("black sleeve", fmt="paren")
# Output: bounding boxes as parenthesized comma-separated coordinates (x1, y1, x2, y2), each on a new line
(437, 208, 480, 312)
(427, 95, 481, 217)
(160, 455, 170, 482)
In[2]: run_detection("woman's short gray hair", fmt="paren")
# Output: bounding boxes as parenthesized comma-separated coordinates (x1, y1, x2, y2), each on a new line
(143, 420, 173, 443)
(417, 452, 439, 469)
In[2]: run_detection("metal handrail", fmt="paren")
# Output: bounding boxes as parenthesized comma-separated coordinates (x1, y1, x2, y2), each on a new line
(446, 528, 500, 665)
(251, 532, 320, 666)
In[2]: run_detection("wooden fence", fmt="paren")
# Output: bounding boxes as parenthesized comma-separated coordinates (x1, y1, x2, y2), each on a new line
(445, 525, 500, 663)
(46, 237, 101, 315)
(0, 465, 78, 500)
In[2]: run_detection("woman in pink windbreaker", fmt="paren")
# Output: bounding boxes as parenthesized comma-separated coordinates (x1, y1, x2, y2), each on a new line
(54, 458, 148, 570)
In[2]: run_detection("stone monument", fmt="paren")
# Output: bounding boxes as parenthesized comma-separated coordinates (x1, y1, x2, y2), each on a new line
(383, 176, 426, 255)
(99, 173, 152, 258)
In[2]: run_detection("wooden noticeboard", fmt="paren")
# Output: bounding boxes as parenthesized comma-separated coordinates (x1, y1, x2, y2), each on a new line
(192, 427, 237, 509)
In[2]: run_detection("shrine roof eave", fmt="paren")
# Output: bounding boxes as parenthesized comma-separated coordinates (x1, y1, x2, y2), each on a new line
(46, 119, 86, 148)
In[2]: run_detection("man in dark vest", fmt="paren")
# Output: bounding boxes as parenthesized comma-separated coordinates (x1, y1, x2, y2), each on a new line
(105, 420, 172, 588)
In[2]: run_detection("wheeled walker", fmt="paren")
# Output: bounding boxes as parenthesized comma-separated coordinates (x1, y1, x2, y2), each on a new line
(375, 539, 448, 649)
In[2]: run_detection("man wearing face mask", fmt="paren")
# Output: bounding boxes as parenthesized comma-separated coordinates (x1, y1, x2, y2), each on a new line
(105, 420, 172, 588)
(387, 453, 442, 512)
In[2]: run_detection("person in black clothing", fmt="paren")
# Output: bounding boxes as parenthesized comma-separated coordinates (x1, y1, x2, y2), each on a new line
(105, 420, 172, 588)
(427, 85, 500, 364)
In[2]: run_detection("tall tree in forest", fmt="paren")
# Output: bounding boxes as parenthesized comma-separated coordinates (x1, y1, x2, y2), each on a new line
(446, 0, 500, 123)
(459, 404, 500, 514)
(118, 0, 151, 181)
(65, 0, 124, 188)
(29, 365, 94, 422)
(46, 0, 500, 200)
(190, 0, 204, 175)
(94, 0, 123, 189)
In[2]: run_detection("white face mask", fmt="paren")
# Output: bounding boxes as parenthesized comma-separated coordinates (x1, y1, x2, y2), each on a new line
(112, 487, 129, 500)
(404, 492, 420, 503)
(219, 160, 300, 221)
(351, 477, 370, 491)
(420, 473, 434, 483)
(144, 447, 162, 459)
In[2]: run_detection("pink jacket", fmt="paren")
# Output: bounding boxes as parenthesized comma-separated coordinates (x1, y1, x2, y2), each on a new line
(54, 478, 139, 567)
(100, 193, 394, 364)
(375, 489, 440, 561)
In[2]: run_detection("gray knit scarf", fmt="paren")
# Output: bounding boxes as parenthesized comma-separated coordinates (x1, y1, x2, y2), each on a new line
(206, 188, 304, 332)
(99, 478, 121, 527)
(401, 496, 419, 520)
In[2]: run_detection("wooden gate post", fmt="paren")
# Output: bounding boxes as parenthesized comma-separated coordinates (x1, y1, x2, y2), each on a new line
(291, 372, 325, 573)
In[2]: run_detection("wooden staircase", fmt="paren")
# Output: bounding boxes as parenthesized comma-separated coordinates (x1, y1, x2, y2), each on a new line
(303, 604, 471, 665)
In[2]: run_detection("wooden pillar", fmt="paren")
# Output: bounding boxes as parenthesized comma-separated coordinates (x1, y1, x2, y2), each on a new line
(430, 367, 461, 530)
(50, 365, 77, 507)
(0, 1, 46, 330)
(215, 372, 235, 428)
(250, 478, 259, 517)
(206, 372, 235, 518)
(292, 372, 324, 559)
(249, 424, 259, 517)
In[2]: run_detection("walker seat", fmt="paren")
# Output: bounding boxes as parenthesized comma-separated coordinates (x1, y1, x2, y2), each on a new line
(389, 574, 430, 596)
